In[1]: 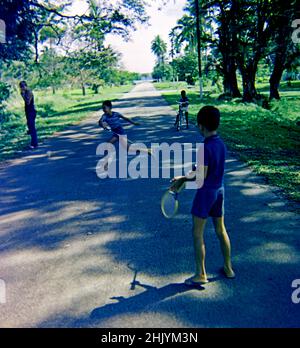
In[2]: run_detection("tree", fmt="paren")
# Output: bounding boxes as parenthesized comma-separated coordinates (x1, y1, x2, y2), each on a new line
(268, 0, 300, 99)
(172, 14, 197, 53)
(0, 81, 10, 120)
(172, 52, 199, 84)
(151, 35, 169, 81)
(152, 63, 172, 81)
(170, 0, 241, 98)
(0, 0, 148, 63)
(151, 35, 167, 64)
(65, 46, 119, 96)
(37, 48, 65, 94)
(0, 0, 35, 61)
(212, 0, 241, 98)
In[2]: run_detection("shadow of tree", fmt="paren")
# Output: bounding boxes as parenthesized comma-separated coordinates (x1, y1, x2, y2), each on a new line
(0, 85, 299, 328)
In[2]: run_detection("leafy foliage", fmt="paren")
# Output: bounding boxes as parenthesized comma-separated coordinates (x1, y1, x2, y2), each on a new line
(168, 0, 300, 102)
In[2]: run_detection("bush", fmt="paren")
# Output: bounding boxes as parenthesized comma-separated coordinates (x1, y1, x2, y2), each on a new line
(0, 81, 10, 123)
(0, 81, 10, 105)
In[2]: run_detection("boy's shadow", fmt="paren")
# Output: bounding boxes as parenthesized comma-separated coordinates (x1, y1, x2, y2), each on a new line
(90, 277, 220, 321)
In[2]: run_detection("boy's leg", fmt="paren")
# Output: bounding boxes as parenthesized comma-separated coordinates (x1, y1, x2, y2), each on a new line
(186, 216, 208, 284)
(185, 112, 189, 128)
(120, 136, 152, 156)
(212, 217, 235, 278)
(108, 136, 119, 144)
(25, 113, 31, 134)
(104, 136, 119, 170)
(28, 114, 38, 147)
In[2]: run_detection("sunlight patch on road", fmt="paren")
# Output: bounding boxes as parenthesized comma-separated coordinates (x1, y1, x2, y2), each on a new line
(242, 242, 300, 264)
(0, 209, 36, 226)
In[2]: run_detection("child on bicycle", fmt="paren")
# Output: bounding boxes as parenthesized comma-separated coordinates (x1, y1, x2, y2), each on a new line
(174, 90, 189, 130)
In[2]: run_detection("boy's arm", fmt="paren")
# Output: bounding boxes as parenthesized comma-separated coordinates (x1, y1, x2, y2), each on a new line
(98, 115, 106, 128)
(22, 90, 33, 105)
(170, 166, 208, 191)
(171, 142, 210, 191)
(183, 98, 189, 107)
(119, 114, 139, 126)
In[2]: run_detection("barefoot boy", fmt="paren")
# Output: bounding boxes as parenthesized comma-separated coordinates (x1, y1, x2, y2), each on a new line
(171, 106, 235, 285)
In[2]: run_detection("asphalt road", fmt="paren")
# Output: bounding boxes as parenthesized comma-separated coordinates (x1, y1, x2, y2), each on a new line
(0, 82, 299, 328)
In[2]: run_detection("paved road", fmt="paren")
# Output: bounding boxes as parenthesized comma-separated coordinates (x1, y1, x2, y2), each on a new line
(0, 83, 299, 328)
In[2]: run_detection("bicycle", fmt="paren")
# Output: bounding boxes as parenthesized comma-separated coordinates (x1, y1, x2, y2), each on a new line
(174, 102, 188, 131)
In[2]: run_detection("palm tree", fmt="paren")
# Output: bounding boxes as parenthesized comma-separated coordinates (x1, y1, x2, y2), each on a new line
(172, 15, 197, 53)
(151, 35, 167, 64)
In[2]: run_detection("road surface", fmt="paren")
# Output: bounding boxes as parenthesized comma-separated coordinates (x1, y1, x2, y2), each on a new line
(0, 83, 299, 327)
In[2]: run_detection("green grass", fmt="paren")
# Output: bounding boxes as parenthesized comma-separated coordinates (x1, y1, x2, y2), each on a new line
(159, 83, 300, 203)
(0, 85, 133, 160)
(153, 81, 193, 91)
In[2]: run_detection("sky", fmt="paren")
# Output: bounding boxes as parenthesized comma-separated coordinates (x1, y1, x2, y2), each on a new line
(72, 0, 187, 74)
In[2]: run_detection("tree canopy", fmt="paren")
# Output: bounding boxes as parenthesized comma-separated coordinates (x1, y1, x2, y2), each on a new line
(164, 0, 300, 101)
(0, 0, 148, 96)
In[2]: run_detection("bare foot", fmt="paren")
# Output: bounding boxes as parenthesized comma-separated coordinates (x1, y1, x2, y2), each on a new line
(223, 266, 235, 279)
(185, 275, 209, 285)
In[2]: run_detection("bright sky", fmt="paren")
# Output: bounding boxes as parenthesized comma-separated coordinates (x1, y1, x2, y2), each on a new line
(72, 0, 187, 73)
(106, 0, 186, 73)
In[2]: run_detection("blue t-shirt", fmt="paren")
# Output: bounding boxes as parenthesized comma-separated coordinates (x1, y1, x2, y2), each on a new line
(179, 96, 189, 107)
(202, 134, 226, 189)
(101, 111, 123, 130)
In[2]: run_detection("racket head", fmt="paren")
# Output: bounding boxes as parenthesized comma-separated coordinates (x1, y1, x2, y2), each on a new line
(161, 190, 179, 219)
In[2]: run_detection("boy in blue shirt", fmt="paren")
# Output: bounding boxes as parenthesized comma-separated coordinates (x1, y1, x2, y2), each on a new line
(99, 100, 139, 140)
(174, 90, 189, 129)
(98, 100, 152, 161)
(171, 106, 235, 285)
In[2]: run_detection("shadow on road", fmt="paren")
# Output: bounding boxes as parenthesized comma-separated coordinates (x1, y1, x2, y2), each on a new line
(0, 83, 299, 328)
(90, 281, 202, 321)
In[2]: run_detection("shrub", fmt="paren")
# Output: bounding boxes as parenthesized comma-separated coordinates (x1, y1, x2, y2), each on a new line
(0, 81, 10, 105)
(0, 81, 10, 122)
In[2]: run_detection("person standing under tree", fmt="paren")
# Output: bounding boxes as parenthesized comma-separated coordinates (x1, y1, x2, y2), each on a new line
(19, 81, 38, 149)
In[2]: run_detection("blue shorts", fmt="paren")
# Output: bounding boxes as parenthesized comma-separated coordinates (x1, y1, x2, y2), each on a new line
(111, 127, 125, 138)
(191, 187, 225, 219)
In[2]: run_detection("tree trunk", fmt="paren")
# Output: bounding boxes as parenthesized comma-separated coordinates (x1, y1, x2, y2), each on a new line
(241, 66, 258, 102)
(269, 59, 285, 100)
(223, 60, 241, 98)
(242, 78, 257, 102)
(81, 84, 86, 96)
(218, 0, 241, 98)
(268, 0, 295, 100)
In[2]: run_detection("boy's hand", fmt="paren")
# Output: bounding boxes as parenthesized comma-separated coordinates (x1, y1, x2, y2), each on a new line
(170, 176, 186, 192)
(102, 121, 109, 129)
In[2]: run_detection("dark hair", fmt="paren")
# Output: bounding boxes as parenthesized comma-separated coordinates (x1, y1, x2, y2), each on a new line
(102, 100, 112, 108)
(181, 90, 186, 96)
(197, 106, 220, 131)
(19, 81, 27, 87)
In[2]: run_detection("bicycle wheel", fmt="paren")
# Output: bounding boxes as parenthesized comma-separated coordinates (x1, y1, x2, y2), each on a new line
(178, 110, 182, 130)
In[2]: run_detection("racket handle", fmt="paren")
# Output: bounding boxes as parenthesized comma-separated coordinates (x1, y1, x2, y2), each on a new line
(177, 181, 186, 193)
